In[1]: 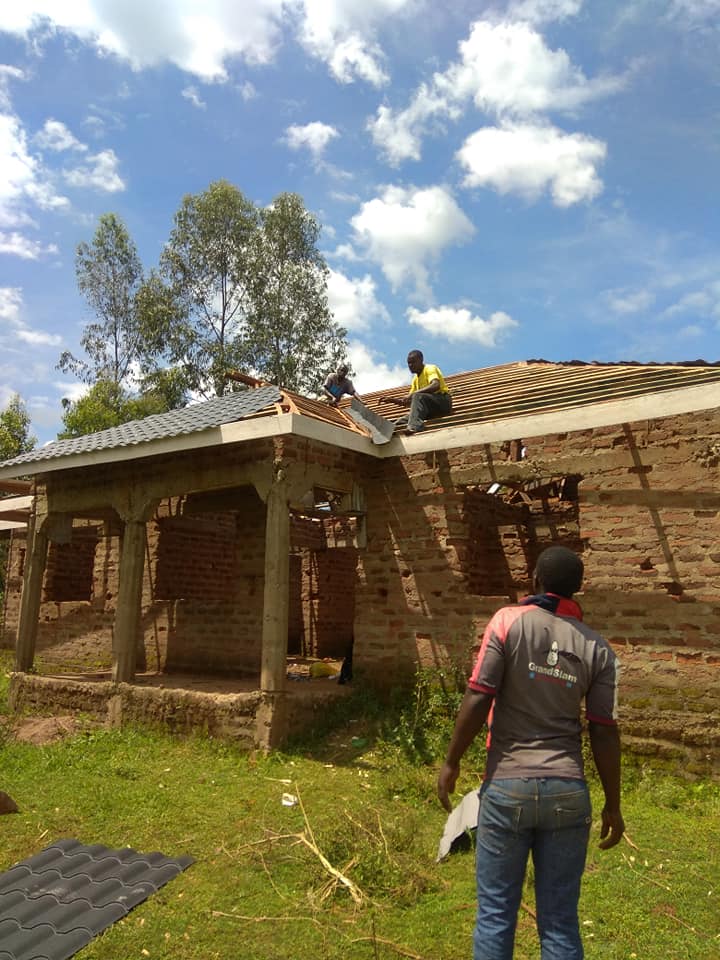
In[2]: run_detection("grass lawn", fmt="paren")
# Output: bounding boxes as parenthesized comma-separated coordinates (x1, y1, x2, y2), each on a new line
(1, 656, 719, 960)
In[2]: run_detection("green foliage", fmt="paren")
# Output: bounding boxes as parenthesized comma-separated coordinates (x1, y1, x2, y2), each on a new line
(60, 185, 348, 421)
(0, 678, 718, 959)
(159, 181, 348, 396)
(159, 179, 260, 396)
(377, 656, 482, 768)
(57, 379, 176, 438)
(0, 395, 35, 608)
(0, 394, 35, 461)
(58, 213, 147, 386)
(244, 192, 347, 393)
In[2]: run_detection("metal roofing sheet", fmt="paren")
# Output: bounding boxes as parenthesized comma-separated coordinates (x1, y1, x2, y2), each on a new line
(0, 838, 193, 960)
(0, 386, 282, 469)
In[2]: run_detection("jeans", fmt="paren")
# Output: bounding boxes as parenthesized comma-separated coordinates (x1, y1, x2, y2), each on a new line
(474, 778, 592, 960)
(407, 391, 452, 431)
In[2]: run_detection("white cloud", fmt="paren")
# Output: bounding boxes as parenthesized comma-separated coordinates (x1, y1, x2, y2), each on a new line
(606, 288, 655, 314)
(446, 20, 623, 116)
(667, 0, 720, 25)
(35, 119, 87, 152)
(63, 149, 125, 192)
(369, 19, 625, 165)
(25, 180, 70, 211)
(507, 0, 583, 24)
(239, 80, 258, 101)
(407, 305, 518, 346)
(327, 242, 362, 262)
(0, 286, 61, 348)
(369, 84, 456, 165)
(0, 286, 22, 320)
(350, 184, 475, 296)
(663, 283, 720, 320)
(0, 113, 38, 226)
(284, 121, 339, 161)
(0, 231, 58, 259)
(297, 0, 414, 86)
(0, 65, 24, 110)
(0, 112, 70, 238)
(346, 340, 407, 392)
(55, 380, 89, 404)
(457, 121, 606, 206)
(0, 1, 415, 86)
(330, 191, 360, 203)
(678, 323, 703, 337)
(327, 268, 390, 332)
(182, 85, 207, 109)
(0, 1, 286, 81)
(16, 327, 62, 346)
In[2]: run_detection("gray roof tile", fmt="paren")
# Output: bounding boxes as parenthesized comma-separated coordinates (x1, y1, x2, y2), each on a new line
(0, 838, 193, 960)
(0, 387, 281, 470)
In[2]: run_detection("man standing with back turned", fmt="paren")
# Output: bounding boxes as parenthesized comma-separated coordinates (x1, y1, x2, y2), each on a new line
(438, 546, 624, 960)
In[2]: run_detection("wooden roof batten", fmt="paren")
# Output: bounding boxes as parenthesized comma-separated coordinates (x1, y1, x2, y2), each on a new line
(1, 359, 720, 482)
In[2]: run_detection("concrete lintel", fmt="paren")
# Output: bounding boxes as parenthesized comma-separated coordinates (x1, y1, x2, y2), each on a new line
(0, 414, 301, 482)
(1, 381, 718, 485)
(579, 488, 720, 509)
(382, 382, 720, 457)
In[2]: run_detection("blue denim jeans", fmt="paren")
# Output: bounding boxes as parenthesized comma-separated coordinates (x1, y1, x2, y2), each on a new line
(474, 778, 592, 960)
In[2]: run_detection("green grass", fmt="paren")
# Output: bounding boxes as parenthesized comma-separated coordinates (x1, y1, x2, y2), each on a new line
(1, 655, 719, 959)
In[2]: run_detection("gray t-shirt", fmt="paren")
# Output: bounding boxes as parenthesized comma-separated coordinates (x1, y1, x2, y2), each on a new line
(468, 595, 619, 781)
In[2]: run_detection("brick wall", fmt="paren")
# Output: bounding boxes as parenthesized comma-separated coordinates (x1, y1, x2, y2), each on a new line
(1, 491, 268, 676)
(351, 412, 720, 772)
(146, 489, 267, 675)
(2, 521, 120, 672)
(3, 411, 720, 769)
(289, 513, 357, 659)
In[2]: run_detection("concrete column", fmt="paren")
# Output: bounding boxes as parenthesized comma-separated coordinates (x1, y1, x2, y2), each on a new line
(112, 518, 146, 683)
(15, 512, 49, 672)
(260, 476, 290, 694)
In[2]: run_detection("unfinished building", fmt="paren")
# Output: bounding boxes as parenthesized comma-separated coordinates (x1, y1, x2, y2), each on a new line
(1, 361, 719, 771)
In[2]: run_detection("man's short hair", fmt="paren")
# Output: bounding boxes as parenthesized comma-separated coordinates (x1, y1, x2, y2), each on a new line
(408, 349, 423, 362)
(534, 546, 584, 598)
(337, 364, 349, 376)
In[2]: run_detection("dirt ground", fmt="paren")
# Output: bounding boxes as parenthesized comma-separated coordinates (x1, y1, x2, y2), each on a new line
(6, 714, 85, 746)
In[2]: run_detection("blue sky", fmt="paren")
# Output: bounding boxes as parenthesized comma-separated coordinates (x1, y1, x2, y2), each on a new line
(0, 0, 719, 445)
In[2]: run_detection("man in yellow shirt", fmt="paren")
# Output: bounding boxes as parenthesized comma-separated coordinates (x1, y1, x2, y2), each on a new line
(400, 349, 452, 433)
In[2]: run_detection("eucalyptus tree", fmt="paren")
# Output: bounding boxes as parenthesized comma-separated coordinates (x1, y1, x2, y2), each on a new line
(244, 192, 348, 393)
(159, 179, 259, 396)
(58, 213, 147, 397)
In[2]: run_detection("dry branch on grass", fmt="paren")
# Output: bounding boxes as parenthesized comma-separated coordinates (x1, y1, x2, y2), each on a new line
(212, 911, 323, 927)
(348, 934, 427, 959)
(234, 784, 368, 905)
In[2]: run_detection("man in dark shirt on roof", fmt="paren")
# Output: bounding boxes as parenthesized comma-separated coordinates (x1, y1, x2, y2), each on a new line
(323, 364, 358, 406)
(438, 546, 623, 960)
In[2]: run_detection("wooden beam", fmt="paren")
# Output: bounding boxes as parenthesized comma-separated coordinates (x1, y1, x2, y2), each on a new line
(260, 477, 290, 695)
(0, 479, 32, 495)
(15, 514, 48, 672)
(112, 519, 147, 683)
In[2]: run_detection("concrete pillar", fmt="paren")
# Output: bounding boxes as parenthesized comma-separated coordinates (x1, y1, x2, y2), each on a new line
(15, 512, 49, 672)
(260, 476, 290, 694)
(112, 518, 146, 683)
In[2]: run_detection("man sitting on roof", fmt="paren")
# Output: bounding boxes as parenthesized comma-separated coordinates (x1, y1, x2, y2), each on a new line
(384, 350, 452, 434)
(323, 364, 359, 406)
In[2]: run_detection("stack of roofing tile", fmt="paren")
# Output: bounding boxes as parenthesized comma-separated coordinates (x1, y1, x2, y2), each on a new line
(0, 838, 193, 960)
